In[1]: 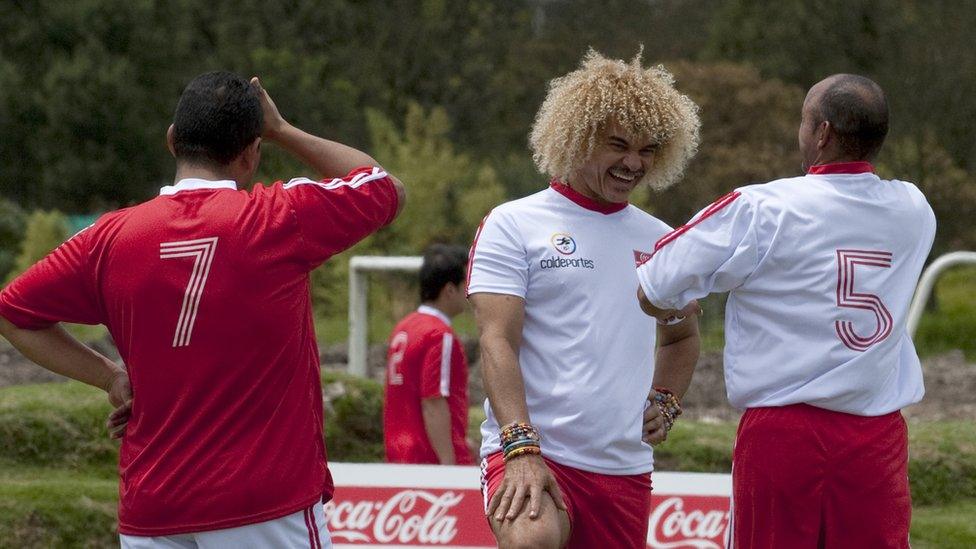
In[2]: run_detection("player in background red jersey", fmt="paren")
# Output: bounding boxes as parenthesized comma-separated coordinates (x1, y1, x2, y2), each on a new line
(0, 71, 404, 548)
(384, 244, 474, 465)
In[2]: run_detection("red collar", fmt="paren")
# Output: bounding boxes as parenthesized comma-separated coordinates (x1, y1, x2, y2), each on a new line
(550, 181, 628, 214)
(807, 161, 875, 175)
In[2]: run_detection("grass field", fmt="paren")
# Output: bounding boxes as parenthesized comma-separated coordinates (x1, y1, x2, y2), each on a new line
(913, 265, 976, 361)
(1, 381, 974, 547)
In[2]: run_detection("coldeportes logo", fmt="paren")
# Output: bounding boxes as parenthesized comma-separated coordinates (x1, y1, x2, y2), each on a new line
(540, 256, 595, 270)
(550, 233, 576, 255)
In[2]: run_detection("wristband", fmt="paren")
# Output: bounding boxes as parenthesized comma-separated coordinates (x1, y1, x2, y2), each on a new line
(657, 314, 687, 326)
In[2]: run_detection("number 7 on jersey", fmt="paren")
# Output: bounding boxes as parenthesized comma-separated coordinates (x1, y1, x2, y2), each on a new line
(160, 237, 218, 347)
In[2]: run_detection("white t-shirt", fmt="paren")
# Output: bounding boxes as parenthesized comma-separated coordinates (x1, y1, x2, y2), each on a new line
(468, 182, 672, 475)
(636, 163, 936, 415)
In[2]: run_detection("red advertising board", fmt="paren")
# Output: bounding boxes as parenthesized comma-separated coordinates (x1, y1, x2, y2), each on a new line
(326, 463, 731, 548)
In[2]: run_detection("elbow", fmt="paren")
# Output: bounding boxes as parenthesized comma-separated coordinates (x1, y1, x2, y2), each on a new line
(636, 285, 656, 316)
(389, 175, 406, 220)
(0, 314, 16, 340)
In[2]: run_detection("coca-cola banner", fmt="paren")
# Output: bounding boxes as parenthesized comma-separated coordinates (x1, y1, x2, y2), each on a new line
(327, 463, 731, 548)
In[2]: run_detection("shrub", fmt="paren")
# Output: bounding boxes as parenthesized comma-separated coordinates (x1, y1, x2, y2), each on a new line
(0, 197, 27, 280)
(322, 369, 385, 462)
(5, 209, 70, 284)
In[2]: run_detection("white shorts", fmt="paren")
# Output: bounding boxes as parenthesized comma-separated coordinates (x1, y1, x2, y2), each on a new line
(120, 502, 331, 549)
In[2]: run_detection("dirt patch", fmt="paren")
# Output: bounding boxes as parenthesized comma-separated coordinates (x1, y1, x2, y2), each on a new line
(3, 340, 973, 420)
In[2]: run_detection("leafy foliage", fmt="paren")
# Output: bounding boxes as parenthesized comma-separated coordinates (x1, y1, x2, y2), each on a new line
(5, 210, 70, 284)
(0, 0, 974, 257)
(0, 197, 26, 280)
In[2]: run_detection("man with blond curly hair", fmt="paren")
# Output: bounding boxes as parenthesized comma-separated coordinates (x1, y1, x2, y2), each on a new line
(466, 50, 703, 548)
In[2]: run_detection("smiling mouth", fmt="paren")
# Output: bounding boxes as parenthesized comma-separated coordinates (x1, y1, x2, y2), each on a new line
(608, 167, 643, 185)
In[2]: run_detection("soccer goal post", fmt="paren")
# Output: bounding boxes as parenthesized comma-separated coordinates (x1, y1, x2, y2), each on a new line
(347, 256, 423, 377)
(906, 250, 976, 337)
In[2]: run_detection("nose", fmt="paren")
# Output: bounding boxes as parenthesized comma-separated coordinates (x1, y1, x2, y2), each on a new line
(623, 150, 642, 171)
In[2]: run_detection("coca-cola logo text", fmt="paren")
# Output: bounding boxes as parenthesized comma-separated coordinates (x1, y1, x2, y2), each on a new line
(647, 496, 730, 549)
(324, 489, 463, 544)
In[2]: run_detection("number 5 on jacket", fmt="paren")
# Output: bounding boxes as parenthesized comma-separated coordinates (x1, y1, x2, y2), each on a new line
(834, 249, 893, 352)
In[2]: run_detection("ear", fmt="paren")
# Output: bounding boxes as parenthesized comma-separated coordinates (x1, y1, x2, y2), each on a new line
(166, 125, 177, 157)
(243, 137, 262, 172)
(816, 120, 832, 151)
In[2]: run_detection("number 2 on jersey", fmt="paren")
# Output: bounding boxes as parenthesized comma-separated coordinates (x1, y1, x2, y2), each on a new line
(388, 331, 408, 385)
(159, 237, 218, 347)
(834, 249, 893, 352)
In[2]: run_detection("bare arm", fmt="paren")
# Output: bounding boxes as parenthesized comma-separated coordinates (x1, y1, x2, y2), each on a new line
(653, 316, 701, 399)
(421, 397, 456, 465)
(0, 316, 130, 407)
(471, 293, 531, 426)
(251, 77, 406, 217)
(470, 293, 566, 522)
(638, 286, 701, 445)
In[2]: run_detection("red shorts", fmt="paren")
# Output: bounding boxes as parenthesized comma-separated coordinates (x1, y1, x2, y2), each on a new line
(481, 452, 652, 549)
(731, 404, 911, 548)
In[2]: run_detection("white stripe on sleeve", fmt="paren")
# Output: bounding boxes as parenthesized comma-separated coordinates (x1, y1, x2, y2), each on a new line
(439, 333, 453, 397)
(282, 167, 389, 191)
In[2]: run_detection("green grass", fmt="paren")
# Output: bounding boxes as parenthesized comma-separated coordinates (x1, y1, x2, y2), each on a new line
(0, 382, 119, 471)
(0, 467, 118, 548)
(911, 500, 976, 548)
(914, 265, 976, 361)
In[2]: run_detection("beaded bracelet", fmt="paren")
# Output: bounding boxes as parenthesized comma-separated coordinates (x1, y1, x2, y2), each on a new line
(500, 422, 541, 444)
(500, 421, 542, 462)
(653, 387, 682, 432)
(505, 445, 542, 461)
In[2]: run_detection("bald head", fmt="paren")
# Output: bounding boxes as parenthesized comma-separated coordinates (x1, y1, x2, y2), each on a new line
(806, 74, 889, 161)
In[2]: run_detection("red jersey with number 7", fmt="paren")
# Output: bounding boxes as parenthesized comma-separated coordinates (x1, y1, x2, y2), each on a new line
(0, 167, 399, 535)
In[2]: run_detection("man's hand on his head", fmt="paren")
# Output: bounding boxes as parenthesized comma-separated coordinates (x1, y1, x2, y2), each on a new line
(251, 77, 288, 141)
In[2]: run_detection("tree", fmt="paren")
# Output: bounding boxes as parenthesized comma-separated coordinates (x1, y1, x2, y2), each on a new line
(6, 210, 70, 284)
(636, 61, 804, 226)
(364, 102, 505, 252)
(308, 102, 506, 342)
(877, 133, 976, 256)
(0, 197, 27, 280)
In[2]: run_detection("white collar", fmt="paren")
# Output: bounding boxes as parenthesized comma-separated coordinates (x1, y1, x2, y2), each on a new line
(417, 305, 451, 326)
(159, 178, 237, 196)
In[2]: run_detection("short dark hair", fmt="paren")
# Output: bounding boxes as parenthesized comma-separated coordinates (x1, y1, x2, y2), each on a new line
(419, 244, 469, 302)
(172, 71, 263, 166)
(815, 74, 889, 160)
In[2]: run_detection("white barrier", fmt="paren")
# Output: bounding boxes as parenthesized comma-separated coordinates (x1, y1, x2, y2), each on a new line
(348, 256, 423, 377)
(326, 462, 732, 548)
(906, 251, 976, 337)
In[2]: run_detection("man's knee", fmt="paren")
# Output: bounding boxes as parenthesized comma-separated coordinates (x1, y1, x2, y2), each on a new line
(489, 502, 569, 549)
(491, 519, 563, 549)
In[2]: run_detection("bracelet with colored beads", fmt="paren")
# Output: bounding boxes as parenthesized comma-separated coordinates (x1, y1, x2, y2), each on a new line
(653, 387, 682, 432)
(500, 421, 541, 447)
(500, 421, 542, 461)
